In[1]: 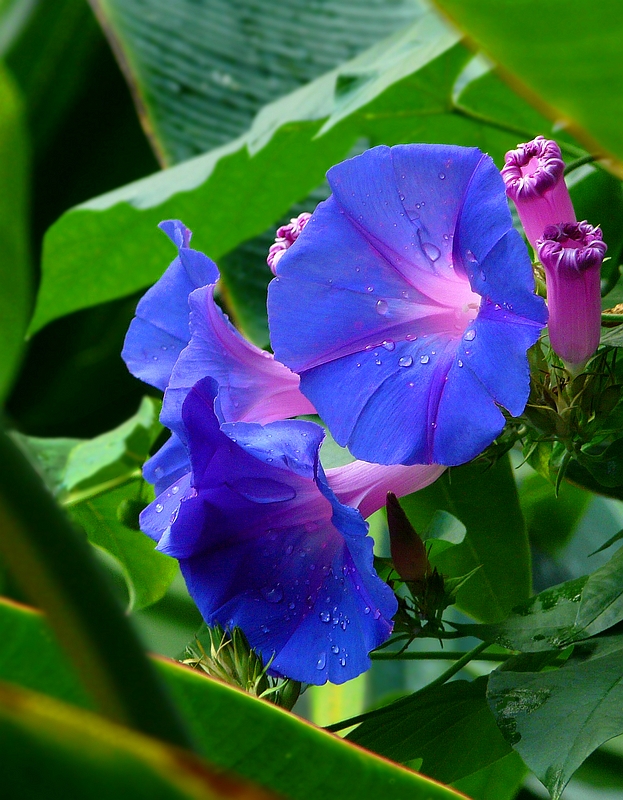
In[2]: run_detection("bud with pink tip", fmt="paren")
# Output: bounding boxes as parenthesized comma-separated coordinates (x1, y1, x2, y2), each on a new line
(502, 136, 576, 250)
(267, 212, 311, 274)
(537, 221, 607, 372)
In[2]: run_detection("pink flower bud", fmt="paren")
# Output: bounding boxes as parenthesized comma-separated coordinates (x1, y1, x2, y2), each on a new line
(267, 212, 312, 274)
(502, 136, 576, 250)
(537, 221, 607, 371)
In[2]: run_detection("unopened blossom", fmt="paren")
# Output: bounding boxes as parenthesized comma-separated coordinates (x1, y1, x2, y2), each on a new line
(502, 136, 576, 250)
(269, 144, 547, 467)
(267, 212, 312, 274)
(141, 377, 397, 685)
(537, 221, 607, 371)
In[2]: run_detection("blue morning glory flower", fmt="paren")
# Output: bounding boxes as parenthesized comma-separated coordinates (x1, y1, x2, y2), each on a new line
(268, 144, 548, 466)
(140, 377, 397, 685)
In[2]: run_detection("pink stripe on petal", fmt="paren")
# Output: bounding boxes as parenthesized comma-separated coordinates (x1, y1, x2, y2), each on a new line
(326, 460, 446, 519)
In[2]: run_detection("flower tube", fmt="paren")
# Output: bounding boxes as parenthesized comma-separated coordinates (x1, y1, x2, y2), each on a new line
(502, 136, 576, 250)
(537, 222, 607, 372)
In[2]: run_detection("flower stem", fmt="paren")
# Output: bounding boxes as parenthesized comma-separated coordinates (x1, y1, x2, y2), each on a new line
(371, 648, 508, 662)
(325, 640, 490, 733)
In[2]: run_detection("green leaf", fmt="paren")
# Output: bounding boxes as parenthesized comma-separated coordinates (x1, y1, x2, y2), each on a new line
(401, 455, 531, 622)
(431, 0, 623, 173)
(347, 677, 512, 784)
(91, 0, 425, 166)
(488, 635, 623, 799)
(0, 430, 194, 748)
(1, 0, 103, 153)
(0, 62, 30, 402)
(0, 598, 468, 800)
(450, 752, 526, 800)
(519, 471, 592, 555)
(10, 434, 82, 496)
(461, 545, 623, 652)
(63, 396, 161, 492)
(31, 11, 468, 336)
(0, 680, 277, 800)
(59, 397, 175, 611)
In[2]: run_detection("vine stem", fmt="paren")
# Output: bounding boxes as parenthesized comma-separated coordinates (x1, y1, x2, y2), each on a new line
(325, 640, 490, 734)
(371, 649, 508, 662)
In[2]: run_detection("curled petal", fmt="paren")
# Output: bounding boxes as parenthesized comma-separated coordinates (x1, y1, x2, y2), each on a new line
(122, 220, 219, 390)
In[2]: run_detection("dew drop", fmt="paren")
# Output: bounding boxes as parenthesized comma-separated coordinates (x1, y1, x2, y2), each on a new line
(375, 358, 382, 366)
(438, 172, 446, 180)
(373, 609, 381, 620)
(458, 359, 463, 367)
(171, 485, 179, 495)
(420, 355, 430, 365)
(288, 602, 295, 610)
(364, 606, 371, 614)
(285, 544, 293, 555)
(356, 362, 361, 368)
(399, 192, 405, 201)
(464, 329, 476, 342)
(399, 355, 413, 368)
(382, 339, 395, 351)
(466, 249, 478, 263)
(260, 624, 270, 634)
(406, 333, 417, 341)
(169, 509, 179, 524)
(340, 657, 347, 667)
(375, 299, 389, 315)
(316, 652, 327, 670)
(152, 355, 158, 361)
(320, 611, 331, 623)
(261, 585, 283, 604)
(366, 285, 374, 293)
(479, 270, 486, 281)
(155, 503, 163, 513)
(408, 381, 415, 387)
(331, 645, 340, 654)
(422, 242, 441, 262)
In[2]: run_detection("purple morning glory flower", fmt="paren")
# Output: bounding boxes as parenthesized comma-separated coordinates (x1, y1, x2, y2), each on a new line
(141, 377, 397, 685)
(502, 136, 576, 251)
(122, 221, 220, 390)
(268, 144, 548, 466)
(160, 283, 316, 442)
(537, 221, 607, 371)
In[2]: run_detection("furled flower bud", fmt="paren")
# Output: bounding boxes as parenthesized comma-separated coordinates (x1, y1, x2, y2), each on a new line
(537, 221, 607, 372)
(502, 136, 576, 250)
(267, 212, 311, 274)
(386, 492, 430, 582)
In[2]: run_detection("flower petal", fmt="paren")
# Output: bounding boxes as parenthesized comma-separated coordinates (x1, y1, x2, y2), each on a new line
(326, 460, 446, 520)
(161, 284, 314, 438)
(122, 220, 219, 390)
(145, 376, 396, 684)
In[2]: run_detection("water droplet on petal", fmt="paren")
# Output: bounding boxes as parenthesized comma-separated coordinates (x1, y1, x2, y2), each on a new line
(466, 249, 478, 263)
(331, 645, 340, 654)
(285, 544, 293, 555)
(316, 652, 327, 670)
(406, 333, 417, 341)
(155, 503, 163, 513)
(171, 485, 179, 495)
(464, 329, 476, 341)
(366, 285, 374, 293)
(422, 242, 441, 262)
(479, 270, 486, 281)
(340, 657, 347, 667)
(261, 585, 283, 604)
(375, 358, 382, 366)
(320, 611, 331, 623)
(260, 624, 270, 634)
(364, 606, 371, 614)
(375, 299, 389, 315)
(458, 359, 463, 367)
(399, 355, 413, 368)
(288, 602, 295, 611)
(382, 340, 395, 351)
(438, 172, 446, 180)
(420, 355, 430, 365)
